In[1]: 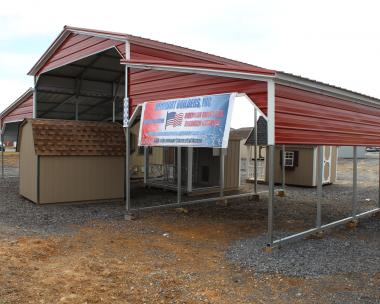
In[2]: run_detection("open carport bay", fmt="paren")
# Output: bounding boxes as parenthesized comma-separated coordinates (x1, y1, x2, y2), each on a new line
(0, 153, 379, 303)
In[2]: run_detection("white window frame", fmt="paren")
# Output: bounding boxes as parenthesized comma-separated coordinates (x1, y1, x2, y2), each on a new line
(284, 151, 295, 167)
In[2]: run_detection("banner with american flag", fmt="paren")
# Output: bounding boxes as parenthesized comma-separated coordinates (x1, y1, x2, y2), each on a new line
(138, 93, 236, 148)
(165, 112, 184, 128)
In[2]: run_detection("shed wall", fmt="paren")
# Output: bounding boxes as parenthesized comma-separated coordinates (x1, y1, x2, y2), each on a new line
(39, 156, 124, 204)
(19, 122, 38, 202)
(224, 139, 240, 189)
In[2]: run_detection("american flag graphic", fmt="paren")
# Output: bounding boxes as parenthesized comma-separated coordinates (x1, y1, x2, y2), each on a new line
(165, 111, 184, 129)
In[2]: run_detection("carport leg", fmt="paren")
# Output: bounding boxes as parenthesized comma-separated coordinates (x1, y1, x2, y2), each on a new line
(266, 145, 275, 248)
(125, 127, 132, 219)
(177, 147, 181, 205)
(219, 148, 226, 205)
(187, 147, 193, 193)
(144, 147, 149, 185)
(352, 146, 359, 222)
(1, 131, 3, 178)
(75, 99, 79, 121)
(112, 101, 116, 122)
(379, 150, 380, 208)
(253, 107, 258, 194)
(124, 61, 133, 220)
(279, 144, 286, 197)
(316, 146, 323, 229)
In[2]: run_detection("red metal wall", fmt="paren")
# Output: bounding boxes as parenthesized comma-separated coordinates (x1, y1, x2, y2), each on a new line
(1, 94, 33, 129)
(34, 30, 380, 146)
(275, 85, 380, 145)
(129, 69, 267, 109)
(37, 32, 255, 76)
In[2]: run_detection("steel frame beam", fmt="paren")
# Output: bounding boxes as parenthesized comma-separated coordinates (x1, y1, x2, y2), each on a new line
(130, 190, 270, 212)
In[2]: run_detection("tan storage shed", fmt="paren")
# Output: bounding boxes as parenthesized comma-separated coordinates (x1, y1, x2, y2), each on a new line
(19, 119, 125, 204)
(267, 145, 338, 187)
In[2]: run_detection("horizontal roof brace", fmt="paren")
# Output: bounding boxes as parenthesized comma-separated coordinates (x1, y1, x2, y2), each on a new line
(37, 86, 113, 99)
(122, 62, 275, 82)
(42, 73, 124, 86)
(69, 63, 123, 74)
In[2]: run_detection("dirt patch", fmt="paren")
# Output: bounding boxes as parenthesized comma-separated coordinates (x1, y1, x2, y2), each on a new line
(0, 153, 380, 303)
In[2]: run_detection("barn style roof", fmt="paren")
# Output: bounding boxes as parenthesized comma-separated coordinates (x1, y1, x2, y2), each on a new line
(21, 119, 125, 156)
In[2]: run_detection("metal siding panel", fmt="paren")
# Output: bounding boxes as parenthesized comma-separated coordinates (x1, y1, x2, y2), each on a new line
(38, 35, 124, 75)
(60, 34, 92, 50)
(130, 76, 264, 107)
(131, 44, 216, 64)
(51, 37, 108, 61)
(275, 85, 380, 145)
(3, 96, 33, 123)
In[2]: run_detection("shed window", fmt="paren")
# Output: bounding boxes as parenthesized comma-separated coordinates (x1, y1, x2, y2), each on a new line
(280, 150, 298, 169)
(285, 151, 294, 167)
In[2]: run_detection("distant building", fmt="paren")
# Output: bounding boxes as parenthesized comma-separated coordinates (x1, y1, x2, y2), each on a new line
(338, 146, 367, 159)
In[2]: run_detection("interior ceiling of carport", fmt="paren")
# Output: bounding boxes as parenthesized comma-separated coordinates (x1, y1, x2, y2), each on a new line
(36, 48, 125, 121)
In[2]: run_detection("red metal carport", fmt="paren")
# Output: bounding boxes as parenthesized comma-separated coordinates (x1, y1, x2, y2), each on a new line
(1, 88, 34, 176)
(21, 25, 380, 248)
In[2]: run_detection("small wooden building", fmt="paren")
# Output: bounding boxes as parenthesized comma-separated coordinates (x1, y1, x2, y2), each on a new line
(245, 117, 338, 187)
(19, 119, 125, 204)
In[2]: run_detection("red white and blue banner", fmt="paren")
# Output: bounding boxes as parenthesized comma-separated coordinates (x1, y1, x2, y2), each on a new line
(138, 93, 236, 148)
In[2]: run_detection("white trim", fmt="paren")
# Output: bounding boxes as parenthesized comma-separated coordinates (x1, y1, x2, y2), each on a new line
(70, 29, 127, 42)
(267, 80, 275, 145)
(241, 93, 267, 119)
(222, 93, 237, 149)
(122, 62, 275, 82)
(28, 30, 71, 75)
(129, 104, 142, 127)
(137, 103, 146, 146)
(2, 119, 24, 125)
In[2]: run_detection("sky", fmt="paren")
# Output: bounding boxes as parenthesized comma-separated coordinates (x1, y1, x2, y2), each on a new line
(1, 0, 380, 128)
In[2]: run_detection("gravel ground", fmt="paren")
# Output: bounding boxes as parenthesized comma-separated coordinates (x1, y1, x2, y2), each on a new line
(227, 153, 380, 277)
(0, 177, 180, 238)
(227, 217, 380, 277)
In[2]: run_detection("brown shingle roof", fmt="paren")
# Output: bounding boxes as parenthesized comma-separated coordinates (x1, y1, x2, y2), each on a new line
(25, 119, 125, 156)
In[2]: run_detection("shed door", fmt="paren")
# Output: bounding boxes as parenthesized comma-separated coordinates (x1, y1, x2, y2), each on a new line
(323, 146, 332, 184)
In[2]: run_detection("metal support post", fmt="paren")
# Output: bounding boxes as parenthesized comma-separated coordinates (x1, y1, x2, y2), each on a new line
(267, 145, 275, 247)
(33, 77, 37, 118)
(316, 146, 323, 228)
(124, 58, 132, 219)
(352, 146, 358, 219)
(254, 107, 258, 194)
(125, 127, 131, 215)
(281, 145, 286, 191)
(112, 101, 116, 122)
(220, 148, 225, 203)
(1, 130, 4, 178)
(177, 147, 182, 205)
(75, 99, 79, 121)
(187, 147, 193, 193)
(378, 150, 380, 208)
(144, 146, 149, 185)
